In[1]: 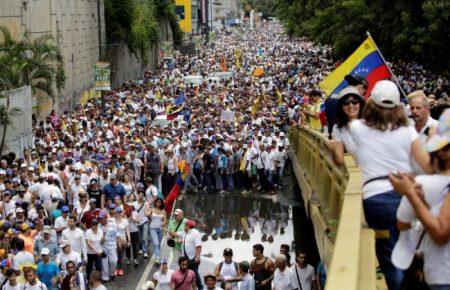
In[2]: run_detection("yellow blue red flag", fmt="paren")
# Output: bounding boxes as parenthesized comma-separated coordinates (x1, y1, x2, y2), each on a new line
(319, 36, 392, 97)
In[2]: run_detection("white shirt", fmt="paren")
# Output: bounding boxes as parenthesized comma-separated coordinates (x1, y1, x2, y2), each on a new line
(1, 282, 22, 290)
(350, 120, 418, 199)
(13, 251, 35, 270)
(181, 229, 202, 260)
(409, 116, 438, 174)
(397, 174, 450, 285)
(290, 264, 315, 290)
(116, 218, 129, 238)
(22, 281, 48, 290)
(85, 228, 104, 254)
(273, 267, 294, 290)
(332, 125, 358, 164)
(62, 227, 87, 259)
(56, 250, 81, 270)
(153, 269, 174, 290)
(145, 185, 158, 202)
(54, 216, 69, 231)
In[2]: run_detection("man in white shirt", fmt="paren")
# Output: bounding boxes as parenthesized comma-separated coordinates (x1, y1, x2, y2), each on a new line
(144, 177, 158, 203)
(56, 240, 81, 271)
(61, 216, 88, 261)
(273, 254, 295, 290)
(290, 252, 317, 290)
(408, 90, 439, 174)
(54, 206, 70, 236)
(178, 220, 203, 290)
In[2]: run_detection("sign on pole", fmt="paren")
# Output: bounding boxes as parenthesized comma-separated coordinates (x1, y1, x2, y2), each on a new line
(95, 62, 111, 91)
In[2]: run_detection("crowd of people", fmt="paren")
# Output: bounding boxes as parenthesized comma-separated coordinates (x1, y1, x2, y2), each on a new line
(0, 19, 449, 290)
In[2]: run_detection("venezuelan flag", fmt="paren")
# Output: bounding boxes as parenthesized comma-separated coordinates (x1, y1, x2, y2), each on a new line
(320, 36, 392, 97)
(164, 160, 190, 213)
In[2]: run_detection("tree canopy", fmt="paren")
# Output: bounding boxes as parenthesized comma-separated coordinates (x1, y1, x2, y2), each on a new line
(260, 0, 449, 74)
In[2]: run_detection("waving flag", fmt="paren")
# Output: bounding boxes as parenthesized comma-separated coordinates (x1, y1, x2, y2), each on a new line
(175, 91, 185, 106)
(164, 160, 190, 213)
(319, 36, 392, 98)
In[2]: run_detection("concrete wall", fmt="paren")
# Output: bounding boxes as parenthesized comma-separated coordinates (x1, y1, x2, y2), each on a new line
(0, 0, 105, 117)
(0, 86, 33, 156)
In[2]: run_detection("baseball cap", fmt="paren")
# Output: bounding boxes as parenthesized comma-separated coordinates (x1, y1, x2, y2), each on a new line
(41, 248, 50, 256)
(15, 208, 24, 214)
(115, 207, 123, 213)
(140, 281, 155, 290)
(89, 198, 97, 204)
(239, 261, 250, 272)
(60, 240, 71, 249)
(223, 248, 233, 256)
(392, 228, 423, 270)
(91, 219, 99, 225)
(186, 220, 196, 228)
(61, 206, 70, 213)
(42, 225, 51, 234)
(160, 258, 168, 264)
(0, 170, 5, 175)
(425, 109, 450, 152)
(99, 211, 107, 219)
(173, 209, 183, 215)
(108, 204, 116, 210)
(370, 80, 400, 108)
(110, 174, 117, 180)
(338, 86, 363, 100)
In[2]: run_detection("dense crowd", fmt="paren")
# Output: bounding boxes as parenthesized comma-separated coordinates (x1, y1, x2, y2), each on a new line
(0, 20, 449, 290)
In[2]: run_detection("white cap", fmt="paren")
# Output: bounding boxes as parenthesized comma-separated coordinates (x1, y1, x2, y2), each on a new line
(60, 240, 71, 249)
(41, 248, 50, 255)
(173, 209, 183, 215)
(392, 228, 422, 270)
(140, 281, 155, 290)
(20, 163, 27, 168)
(0, 170, 5, 175)
(338, 86, 362, 99)
(280, 132, 285, 136)
(370, 80, 400, 108)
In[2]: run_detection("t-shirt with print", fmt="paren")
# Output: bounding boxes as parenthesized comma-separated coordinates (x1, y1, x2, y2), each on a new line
(170, 269, 195, 290)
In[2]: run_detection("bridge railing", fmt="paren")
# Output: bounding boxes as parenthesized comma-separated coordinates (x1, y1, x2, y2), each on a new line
(289, 126, 384, 290)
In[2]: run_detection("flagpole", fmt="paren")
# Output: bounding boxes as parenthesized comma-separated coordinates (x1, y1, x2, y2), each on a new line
(366, 31, 408, 99)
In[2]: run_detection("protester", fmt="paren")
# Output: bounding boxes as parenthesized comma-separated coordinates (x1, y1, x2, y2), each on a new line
(390, 109, 450, 290)
(89, 270, 106, 290)
(214, 248, 240, 290)
(350, 80, 433, 290)
(239, 261, 255, 290)
(153, 259, 173, 290)
(329, 86, 365, 165)
(36, 248, 60, 290)
(170, 257, 196, 290)
(148, 198, 167, 264)
(290, 252, 317, 290)
(250, 244, 275, 290)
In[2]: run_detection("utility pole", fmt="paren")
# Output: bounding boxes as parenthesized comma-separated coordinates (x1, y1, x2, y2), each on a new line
(205, 0, 210, 44)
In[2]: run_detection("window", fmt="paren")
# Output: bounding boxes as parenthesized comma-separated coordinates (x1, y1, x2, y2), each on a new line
(175, 5, 185, 20)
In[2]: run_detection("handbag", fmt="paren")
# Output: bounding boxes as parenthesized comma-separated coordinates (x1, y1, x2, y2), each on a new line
(167, 219, 184, 247)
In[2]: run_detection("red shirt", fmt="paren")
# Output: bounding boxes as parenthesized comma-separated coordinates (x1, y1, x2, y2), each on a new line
(80, 209, 101, 229)
(170, 269, 195, 290)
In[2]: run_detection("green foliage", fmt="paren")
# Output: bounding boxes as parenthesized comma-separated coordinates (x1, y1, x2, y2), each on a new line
(0, 27, 63, 99)
(105, 0, 184, 53)
(272, 0, 450, 73)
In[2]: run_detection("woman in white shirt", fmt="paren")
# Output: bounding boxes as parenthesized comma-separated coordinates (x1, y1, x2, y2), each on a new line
(1, 268, 22, 290)
(72, 191, 90, 224)
(329, 86, 365, 165)
(152, 259, 173, 290)
(391, 109, 450, 290)
(115, 207, 131, 276)
(350, 80, 432, 290)
(121, 174, 135, 197)
(85, 219, 104, 279)
(148, 198, 167, 264)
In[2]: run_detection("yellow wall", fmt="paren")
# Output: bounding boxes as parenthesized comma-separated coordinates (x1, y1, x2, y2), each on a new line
(175, 0, 192, 33)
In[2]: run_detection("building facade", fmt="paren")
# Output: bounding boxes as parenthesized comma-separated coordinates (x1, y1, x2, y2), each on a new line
(0, 0, 105, 117)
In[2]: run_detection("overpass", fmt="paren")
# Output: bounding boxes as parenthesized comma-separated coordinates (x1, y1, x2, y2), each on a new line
(289, 126, 387, 290)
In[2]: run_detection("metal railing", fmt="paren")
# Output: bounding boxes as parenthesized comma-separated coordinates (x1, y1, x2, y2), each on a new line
(289, 126, 386, 290)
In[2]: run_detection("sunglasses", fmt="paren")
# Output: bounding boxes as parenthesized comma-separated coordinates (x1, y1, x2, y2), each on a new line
(342, 99, 359, 106)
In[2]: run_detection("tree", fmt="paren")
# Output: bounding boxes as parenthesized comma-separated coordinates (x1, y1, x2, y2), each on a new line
(0, 26, 63, 155)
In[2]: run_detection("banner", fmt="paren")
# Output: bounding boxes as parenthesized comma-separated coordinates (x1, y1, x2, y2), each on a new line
(95, 62, 111, 91)
(161, 41, 174, 59)
(220, 110, 235, 122)
(194, 35, 202, 51)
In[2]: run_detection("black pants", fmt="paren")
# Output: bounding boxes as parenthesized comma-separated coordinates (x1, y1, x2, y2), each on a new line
(126, 231, 139, 260)
(87, 253, 102, 278)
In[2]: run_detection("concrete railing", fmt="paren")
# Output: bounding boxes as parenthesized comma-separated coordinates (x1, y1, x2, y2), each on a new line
(289, 126, 385, 290)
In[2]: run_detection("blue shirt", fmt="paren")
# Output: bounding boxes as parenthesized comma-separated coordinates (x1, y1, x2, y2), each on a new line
(37, 261, 60, 290)
(102, 183, 126, 201)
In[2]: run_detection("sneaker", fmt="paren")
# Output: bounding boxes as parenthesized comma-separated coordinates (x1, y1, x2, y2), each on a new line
(134, 259, 139, 266)
(144, 253, 149, 259)
(118, 269, 124, 276)
(126, 258, 131, 265)
(138, 250, 143, 254)
(114, 269, 118, 276)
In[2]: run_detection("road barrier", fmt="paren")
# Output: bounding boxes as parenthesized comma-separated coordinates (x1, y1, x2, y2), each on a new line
(289, 126, 386, 290)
